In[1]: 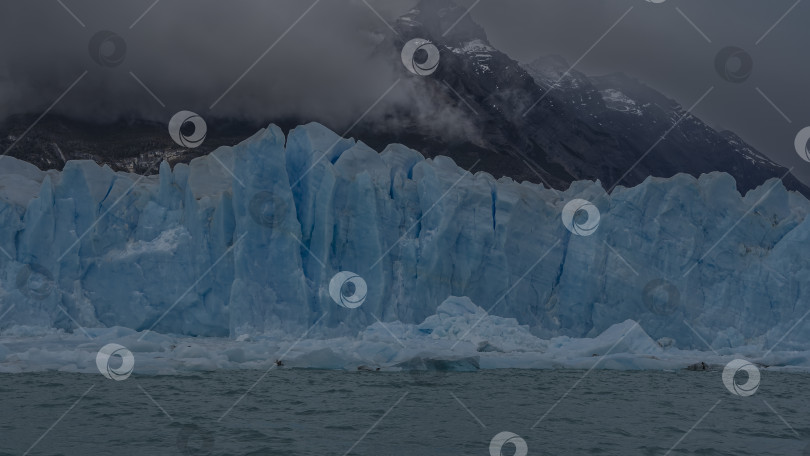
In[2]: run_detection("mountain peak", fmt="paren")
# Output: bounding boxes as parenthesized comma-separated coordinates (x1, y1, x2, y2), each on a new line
(396, 0, 488, 45)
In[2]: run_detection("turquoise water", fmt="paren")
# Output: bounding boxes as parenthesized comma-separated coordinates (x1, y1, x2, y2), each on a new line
(1, 369, 808, 455)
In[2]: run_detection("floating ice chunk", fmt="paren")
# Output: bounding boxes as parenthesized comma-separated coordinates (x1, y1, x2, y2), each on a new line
(547, 320, 661, 358)
(416, 296, 548, 352)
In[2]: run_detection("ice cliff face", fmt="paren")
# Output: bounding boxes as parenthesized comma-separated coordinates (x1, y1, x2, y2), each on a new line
(1, 122, 809, 351)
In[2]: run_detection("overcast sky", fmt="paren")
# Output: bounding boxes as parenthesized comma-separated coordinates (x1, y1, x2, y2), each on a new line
(1, 0, 808, 184)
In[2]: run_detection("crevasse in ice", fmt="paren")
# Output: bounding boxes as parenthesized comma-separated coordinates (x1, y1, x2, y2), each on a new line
(1, 122, 809, 353)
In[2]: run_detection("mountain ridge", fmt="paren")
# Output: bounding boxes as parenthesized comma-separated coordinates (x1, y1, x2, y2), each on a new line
(0, 0, 806, 198)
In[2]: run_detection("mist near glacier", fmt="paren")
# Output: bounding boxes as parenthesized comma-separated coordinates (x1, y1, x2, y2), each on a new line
(2, 0, 809, 184)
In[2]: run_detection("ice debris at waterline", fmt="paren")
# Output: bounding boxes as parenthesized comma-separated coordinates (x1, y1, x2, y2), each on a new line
(1, 122, 809, 359)
(2, 296, 808, 373)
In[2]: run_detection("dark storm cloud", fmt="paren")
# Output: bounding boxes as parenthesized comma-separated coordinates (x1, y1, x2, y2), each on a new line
(1, 0, 808, 184)
(0, 0, 475, 139)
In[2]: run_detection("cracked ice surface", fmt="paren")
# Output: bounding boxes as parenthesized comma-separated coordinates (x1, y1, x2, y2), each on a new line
(1, 123, 809, 371)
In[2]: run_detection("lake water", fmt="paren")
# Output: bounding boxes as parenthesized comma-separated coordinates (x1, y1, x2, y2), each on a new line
(1, 369, 809, 455)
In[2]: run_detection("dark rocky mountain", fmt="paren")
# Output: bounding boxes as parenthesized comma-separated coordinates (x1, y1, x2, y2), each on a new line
(1, 0, 807, 198)
(375, 0, 808, 196)
(0, 114, 270, 175)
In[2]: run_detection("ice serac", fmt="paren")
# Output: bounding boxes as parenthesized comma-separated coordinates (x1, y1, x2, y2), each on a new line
(0, 122, 809, 351)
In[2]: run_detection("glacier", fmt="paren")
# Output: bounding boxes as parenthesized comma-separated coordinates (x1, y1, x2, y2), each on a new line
(1, 122, 810, 372)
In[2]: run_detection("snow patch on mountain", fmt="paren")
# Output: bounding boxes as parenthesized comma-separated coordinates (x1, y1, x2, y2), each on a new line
(600, 89, 642, 116)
